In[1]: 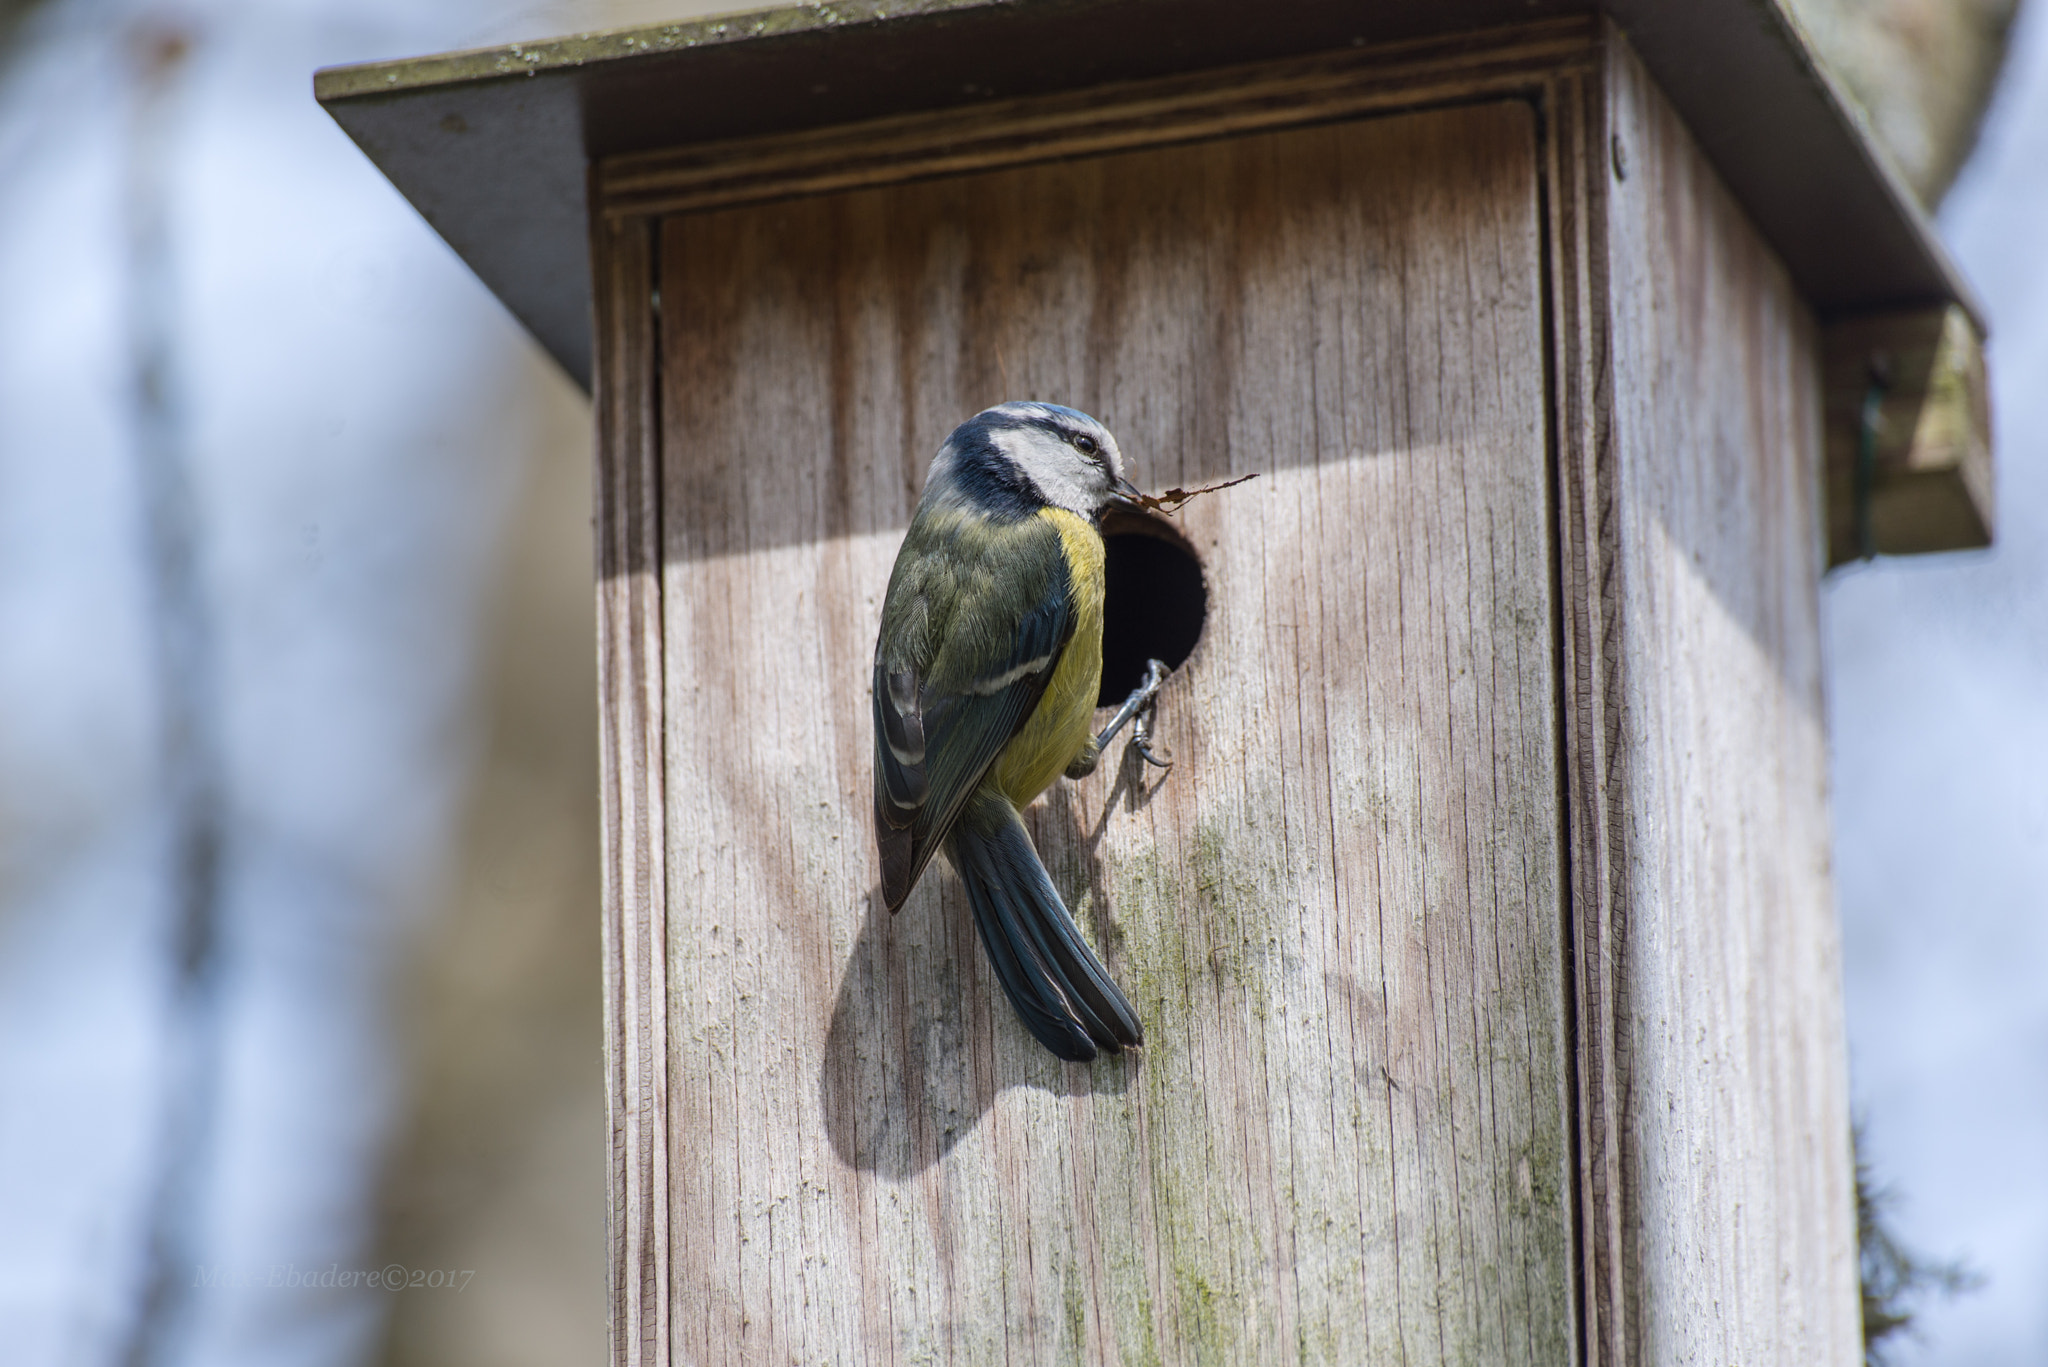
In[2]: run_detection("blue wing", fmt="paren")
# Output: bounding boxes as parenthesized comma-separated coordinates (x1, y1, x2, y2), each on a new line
(873, 510, 1074, 911)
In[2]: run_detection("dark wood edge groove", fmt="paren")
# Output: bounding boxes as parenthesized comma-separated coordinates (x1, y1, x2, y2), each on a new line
(1543, 36, 1629, 1366)
(595, 203, 669, 1367)
(594, 19, 1599, 219)
(1531, 69, 1591, 1367)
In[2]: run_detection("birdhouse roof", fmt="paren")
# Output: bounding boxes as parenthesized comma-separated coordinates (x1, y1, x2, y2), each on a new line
(315, 0, 1979, 390)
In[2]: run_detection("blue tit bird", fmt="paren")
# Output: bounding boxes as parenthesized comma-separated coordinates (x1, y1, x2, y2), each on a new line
(872, 401, 1168, 1062)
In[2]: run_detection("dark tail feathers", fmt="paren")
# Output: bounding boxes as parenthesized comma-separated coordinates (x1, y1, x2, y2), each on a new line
(947, 796, 1143, 1062)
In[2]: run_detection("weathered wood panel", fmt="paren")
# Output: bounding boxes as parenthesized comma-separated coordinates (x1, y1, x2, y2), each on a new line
(653, 100, 1573, 1363)
(1553, 29, 1859, 1366)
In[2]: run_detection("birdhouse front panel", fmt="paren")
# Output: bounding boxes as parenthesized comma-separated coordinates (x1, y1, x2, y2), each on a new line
(644, 99, 1571, 1362)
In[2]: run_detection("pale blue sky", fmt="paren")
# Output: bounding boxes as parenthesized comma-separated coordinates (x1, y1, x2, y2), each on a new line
(1828, 3, 2048, 1362)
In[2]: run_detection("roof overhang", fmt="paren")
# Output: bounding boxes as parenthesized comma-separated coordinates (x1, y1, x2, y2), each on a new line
(315, 0, 1980, 391)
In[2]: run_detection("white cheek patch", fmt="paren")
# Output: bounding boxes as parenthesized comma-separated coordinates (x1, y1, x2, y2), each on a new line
(995, 427, 1103, 516)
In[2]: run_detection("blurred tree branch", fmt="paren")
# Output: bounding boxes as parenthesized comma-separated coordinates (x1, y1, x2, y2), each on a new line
(119, 18, 229, 1367)
(0, 0, 45, 48)
(1856, 1124, 1982, 1364)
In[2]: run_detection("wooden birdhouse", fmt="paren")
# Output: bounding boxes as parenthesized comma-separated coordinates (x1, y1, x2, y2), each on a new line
(319, 2, 1992, 1361)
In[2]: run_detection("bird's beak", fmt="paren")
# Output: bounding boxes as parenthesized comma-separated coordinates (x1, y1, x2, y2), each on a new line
(1112, 475, 1144, 505)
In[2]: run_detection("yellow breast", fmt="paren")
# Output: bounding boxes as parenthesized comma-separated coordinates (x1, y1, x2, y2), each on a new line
(988, 507, 1104, 809)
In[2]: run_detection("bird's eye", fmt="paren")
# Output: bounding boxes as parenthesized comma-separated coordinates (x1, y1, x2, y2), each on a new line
(1073, 434, 1098, 456)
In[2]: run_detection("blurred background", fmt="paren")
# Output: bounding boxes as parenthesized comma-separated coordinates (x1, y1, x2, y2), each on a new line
(0, 1, 2037, 1364)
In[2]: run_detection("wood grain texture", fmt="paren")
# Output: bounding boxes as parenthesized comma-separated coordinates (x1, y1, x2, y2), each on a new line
(652, 101, 1573, 1363)
(598, 21, 1596, 221)
(593, 214, 671, 1367)
(1552, 28, 1859, 1365)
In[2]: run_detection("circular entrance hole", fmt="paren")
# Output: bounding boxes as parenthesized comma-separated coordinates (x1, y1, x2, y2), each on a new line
(1097, 507, 1208, 706)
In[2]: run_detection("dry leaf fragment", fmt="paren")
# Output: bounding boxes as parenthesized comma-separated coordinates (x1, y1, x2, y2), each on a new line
(1128, 471, 1260, 514)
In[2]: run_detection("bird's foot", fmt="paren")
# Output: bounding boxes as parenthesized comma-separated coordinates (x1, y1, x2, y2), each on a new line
(1096, 658, 1173, 769)
(1130, 697, 1171, 770)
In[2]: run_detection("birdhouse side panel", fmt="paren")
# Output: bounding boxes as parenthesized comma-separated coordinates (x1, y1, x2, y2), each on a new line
(1559, 33, 1858, 1365)
(652, 100, 1572, 1364)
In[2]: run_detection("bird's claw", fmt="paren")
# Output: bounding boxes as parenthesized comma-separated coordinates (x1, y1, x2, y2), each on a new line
(1130, 700, 1172, 770)
(1097, 658, 1173, 769)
